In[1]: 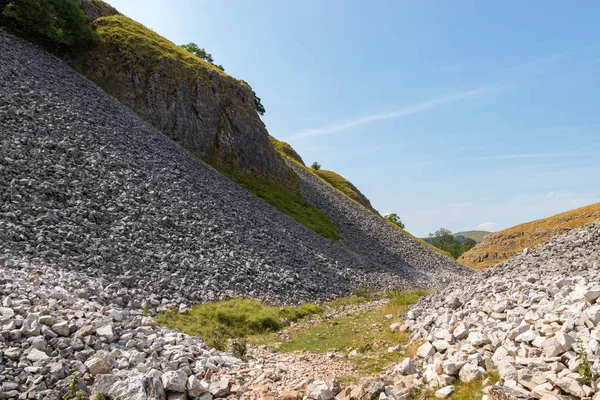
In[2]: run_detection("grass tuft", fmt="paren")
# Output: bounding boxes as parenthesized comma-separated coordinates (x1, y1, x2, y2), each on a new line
(155, 299, 323, 348)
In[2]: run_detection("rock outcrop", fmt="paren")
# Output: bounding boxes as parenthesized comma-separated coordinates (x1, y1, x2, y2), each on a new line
(459, 202, 600, 269)
(74, 14, 292, 184)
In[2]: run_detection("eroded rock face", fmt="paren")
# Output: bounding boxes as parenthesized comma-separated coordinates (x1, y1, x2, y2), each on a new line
(76, 13, 292, 185)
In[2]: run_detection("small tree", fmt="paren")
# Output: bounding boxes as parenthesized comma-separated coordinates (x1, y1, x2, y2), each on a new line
(311, 162, 321, 171)
(253, 91, 265, 115)
(180, 42, 214, 63)
(384, 213, 405, 229)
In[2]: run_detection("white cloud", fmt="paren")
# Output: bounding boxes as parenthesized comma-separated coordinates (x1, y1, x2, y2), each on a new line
(288, 86, 495, 139)
(477, 222, 497, 231)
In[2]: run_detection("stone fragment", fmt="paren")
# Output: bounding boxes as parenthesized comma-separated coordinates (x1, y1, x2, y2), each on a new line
(435, 386, 455, 398)
(306, 380, 334, 400)
(394, 358, 418, 375)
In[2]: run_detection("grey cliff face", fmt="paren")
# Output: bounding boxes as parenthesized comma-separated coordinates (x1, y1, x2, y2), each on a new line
(77, 21, 292, 183)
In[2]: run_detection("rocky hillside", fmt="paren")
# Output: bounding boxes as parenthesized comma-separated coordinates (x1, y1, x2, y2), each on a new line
(73, 14, 292, 185)
(0, 30, 468, 308)
(291, 164, 465, 280)
(402, 218, 600, 399)
(458, 202, 600, 269)
(314, 170, 377, 213)
(270, 136, 377, 213)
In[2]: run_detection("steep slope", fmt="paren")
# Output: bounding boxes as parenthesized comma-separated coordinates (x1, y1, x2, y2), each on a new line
(458, 202, 600, 269)
(67, 13, 344, 240)
(0, 30, 468, 307)
(404, 218, 600, 398)
(454, 230, 490, 243)
(269, 137, 454, 259)
(290, 164, 471, 282)
(269, 135, 305, 166)
(74, 14, 290, 183)
(315, 170, 378, 213)
(269, 136, 377, 213)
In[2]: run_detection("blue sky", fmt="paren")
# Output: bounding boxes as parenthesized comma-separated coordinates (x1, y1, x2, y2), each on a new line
(106, 0, 600, 236)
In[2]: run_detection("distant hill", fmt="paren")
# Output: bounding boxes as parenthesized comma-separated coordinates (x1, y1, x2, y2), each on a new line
(454, 230, 490, 243)
(458, 203, 600, 269)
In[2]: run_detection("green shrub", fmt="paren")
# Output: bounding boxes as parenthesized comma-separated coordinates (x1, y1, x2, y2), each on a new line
(2, 0, 95, 46)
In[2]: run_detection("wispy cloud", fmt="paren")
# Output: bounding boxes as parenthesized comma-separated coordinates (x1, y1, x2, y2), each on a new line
(288, 86, 495, 139)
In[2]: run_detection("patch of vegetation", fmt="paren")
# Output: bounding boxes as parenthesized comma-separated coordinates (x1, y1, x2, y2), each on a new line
(384, 213, 405, 229)
(418, 371, 500, 399)
(269, 136, 305, 166)
(1, 0, 95, 47)
(180, 42, 224, 71)
(424, 228, 476, 260)
(62, 373, 85, 400)
(213, 163, 341, 240)
(458, 202, 600, 269)
(311, 162, 321, 171)
(252, 290, 428, 376)
(315, 170, 378, 213)
(253, 90, 266, 116)
(229, 338, 248, 360)
(84, 15, 226, 75)
(155, 298, 323, 349)
(576, 341, 597, 385)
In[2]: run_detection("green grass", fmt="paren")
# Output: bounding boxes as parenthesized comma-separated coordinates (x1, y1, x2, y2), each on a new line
(315, 170, 378, 214)
(251, 290, 429, 376)
(269, 136, 305, 166)
(213, 163, 341, 240)
(418, 371, 500, 400)
(155, 298, 323, 349)
(88, 15, 228, 75)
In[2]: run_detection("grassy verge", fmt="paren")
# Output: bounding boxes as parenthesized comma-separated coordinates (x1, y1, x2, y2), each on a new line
(250, 290, 428, 376)
(213, 163, 341, 240)
(155, 299, 324, 349)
